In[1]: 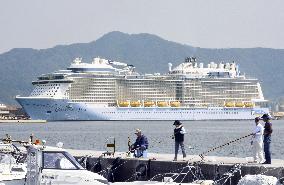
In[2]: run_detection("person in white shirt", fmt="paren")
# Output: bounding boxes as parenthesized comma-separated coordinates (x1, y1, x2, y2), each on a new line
(251, 117, 264, 163)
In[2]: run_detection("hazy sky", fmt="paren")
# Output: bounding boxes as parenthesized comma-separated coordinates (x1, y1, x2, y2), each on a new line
(1, 0, 284, 54)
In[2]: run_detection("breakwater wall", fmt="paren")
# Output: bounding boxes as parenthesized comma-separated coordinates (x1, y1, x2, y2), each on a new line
(75, 155, 284, 184)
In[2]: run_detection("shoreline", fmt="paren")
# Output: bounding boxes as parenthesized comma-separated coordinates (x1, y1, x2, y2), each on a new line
(0, 119, 47, 123)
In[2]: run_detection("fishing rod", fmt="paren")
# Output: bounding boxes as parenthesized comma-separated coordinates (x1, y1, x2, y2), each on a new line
(154, 132, 254, 182)
(199, 133, 253, 160)
(98, 132, 253, 183)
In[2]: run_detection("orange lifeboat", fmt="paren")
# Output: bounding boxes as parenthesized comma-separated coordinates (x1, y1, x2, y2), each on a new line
(130, 101, 141, 107)
(118, 101, 129, 107)
(225, 102, 235, 107)
(244, 102, 254, 107)
(235, 102, 244, 107)
(170, 101, 180, 107)
(144, 101, 155, 107)
(157, 101, 168, 107)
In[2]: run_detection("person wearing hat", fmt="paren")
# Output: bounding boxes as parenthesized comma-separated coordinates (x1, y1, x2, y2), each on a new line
(131, 129, 149, 158)
(173, 120, 187, 161)
(251, 117, 264, 163)
(261, 113, 273, 164)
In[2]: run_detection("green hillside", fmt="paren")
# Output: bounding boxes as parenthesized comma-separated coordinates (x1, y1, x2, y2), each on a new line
(0, 31, 283, 105)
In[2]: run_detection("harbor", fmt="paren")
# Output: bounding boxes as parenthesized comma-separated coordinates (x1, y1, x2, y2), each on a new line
(0, 119, 46, 123)
(0, 120, 283, 184)
(0, 132, 283, 184)
(0, 120, 283, 159)
(1, 1, 284, 183)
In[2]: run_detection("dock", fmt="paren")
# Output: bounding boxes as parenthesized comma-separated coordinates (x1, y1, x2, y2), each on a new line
(69, 149, 284, 184)
(0, 119, 47, 123)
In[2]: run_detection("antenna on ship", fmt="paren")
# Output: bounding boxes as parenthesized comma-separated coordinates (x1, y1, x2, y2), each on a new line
(185, 57, 191, 63)
(190, 57, 197, 67)
(168, 63, 172, 72)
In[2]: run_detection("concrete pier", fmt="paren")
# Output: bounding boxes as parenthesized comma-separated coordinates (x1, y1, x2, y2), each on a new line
(69, 149, 284, 184)
(0, 119, 47, 123)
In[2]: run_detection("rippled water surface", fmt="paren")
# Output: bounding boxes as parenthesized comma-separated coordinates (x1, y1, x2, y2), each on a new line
(0, 120, 283, 159)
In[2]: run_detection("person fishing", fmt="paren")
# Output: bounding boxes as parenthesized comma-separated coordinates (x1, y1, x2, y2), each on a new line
(130, 129, 149, 158)
(261, 113, 273, 164)
(172, 120, 186, 161)
(251, 117, 264, 163)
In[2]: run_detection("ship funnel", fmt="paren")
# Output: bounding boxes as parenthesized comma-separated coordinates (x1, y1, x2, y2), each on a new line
(219, 63, 224, 69)
(210, 62, 214, 68)
(168, 63, 172, 71)
(73, 58, 82, 64)
(93, 57, 100, 64)
(224, 63, 230, 69)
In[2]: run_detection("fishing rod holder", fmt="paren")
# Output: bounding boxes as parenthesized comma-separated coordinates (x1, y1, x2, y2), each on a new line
(102, 137, 116, 157)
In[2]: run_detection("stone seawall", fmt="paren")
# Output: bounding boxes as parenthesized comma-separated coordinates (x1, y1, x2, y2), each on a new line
(70, 150, 284, 184)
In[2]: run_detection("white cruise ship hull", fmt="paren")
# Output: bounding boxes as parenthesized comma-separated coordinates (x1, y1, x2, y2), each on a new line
(16, 97, 269, 121)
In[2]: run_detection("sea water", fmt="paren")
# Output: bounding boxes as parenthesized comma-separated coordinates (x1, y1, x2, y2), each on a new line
(0, 120, 283, 159)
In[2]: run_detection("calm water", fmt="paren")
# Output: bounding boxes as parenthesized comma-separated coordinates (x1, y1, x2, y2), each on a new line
(0, 120, 283, 159)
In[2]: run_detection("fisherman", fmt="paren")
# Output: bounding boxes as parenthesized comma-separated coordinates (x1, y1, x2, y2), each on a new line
(130, 129, 148, 158)
(251, 117, 264, 163)
(173, 120, 186, 161)
(261, 113, 273, 164)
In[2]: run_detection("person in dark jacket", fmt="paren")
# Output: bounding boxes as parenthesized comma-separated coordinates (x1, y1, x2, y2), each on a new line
(131, 129, 149, 158)
(261, 114, 273, 164)
(173, 120, 186, 161)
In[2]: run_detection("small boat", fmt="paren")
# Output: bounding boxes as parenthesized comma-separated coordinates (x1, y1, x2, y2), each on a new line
(0, 135, 108, 185)
(0, 142, 27, 185)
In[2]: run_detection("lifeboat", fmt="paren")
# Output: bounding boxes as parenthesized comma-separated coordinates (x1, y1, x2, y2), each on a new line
(157, 101, 168, 107)
(118, 101, 129, 107)
(130, 101, 141, 107)
(244, 102, 254, 107)
(235, 102, 244, 107)
(144, 101, 155, 107)
(170, 101, 180, 107)
(225, 102, 235, 107)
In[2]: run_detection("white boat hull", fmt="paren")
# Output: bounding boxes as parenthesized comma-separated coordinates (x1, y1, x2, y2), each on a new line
(16, 97, 269, 121)
(0, 179, 25, 185)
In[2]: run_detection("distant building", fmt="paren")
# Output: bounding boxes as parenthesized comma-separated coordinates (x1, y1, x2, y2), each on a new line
(280, 103, 284, 112)
(0, 103, 29, 119)
(0, 103, 9, 119)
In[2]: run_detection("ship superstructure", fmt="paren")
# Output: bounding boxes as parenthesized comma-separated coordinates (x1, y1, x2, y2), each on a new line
(16, 57, 268, 120)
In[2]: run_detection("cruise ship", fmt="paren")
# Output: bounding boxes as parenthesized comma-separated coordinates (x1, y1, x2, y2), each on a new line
(16, 57, 269, 121)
